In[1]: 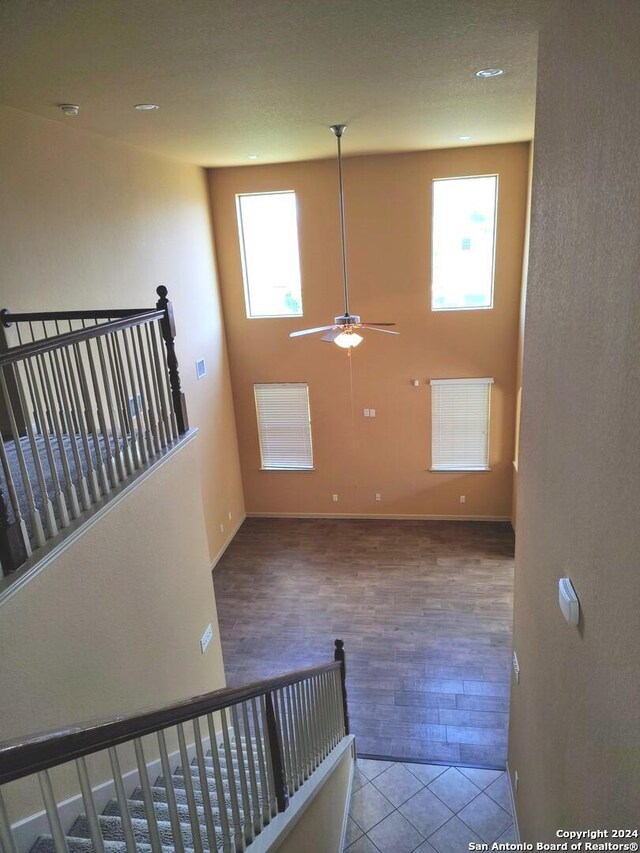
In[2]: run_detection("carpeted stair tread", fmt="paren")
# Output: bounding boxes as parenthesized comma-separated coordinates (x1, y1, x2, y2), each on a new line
(70, 813, 212, 850)
(31, 837, 192, 853)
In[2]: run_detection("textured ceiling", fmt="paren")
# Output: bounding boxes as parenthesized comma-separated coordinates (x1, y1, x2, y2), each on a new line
(0, 0, 556, 166)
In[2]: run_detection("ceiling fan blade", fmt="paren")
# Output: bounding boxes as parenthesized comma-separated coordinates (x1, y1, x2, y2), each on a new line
(360, 322, 396, 326)
(289, 325, 336, 338)
(321, 328, 344, 342)
(361, 325, 400, 335)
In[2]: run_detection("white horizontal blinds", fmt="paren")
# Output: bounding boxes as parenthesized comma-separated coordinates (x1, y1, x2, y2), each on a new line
(431, 378, 493, 471)
(254, 383, 313, 470)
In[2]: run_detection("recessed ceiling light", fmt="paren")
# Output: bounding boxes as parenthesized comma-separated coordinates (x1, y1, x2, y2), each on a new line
(459, 136, 472, 141)
(247, 154, 259, 160)
(134, 103, 159, 111)
(475, 68, 504, 78)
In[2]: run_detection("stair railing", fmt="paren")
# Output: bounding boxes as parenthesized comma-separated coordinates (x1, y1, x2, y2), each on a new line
(0, 287, 189, 579)
(0, 641, 349, 853)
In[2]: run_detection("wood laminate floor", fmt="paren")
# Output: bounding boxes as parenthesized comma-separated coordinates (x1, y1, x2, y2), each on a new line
(213, 517, 514, 768)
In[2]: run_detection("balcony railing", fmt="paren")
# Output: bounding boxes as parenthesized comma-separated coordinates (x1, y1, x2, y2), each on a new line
(0, 286, 189, 580)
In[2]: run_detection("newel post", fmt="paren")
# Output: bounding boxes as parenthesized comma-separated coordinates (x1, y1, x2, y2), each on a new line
(264, 692, 289, 813)
(334, 639, 350, 735)
(0, 489, 28, 576)
(156, 286, 189, 435)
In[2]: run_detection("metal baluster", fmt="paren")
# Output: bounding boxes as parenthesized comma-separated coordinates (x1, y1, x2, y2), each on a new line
(13, 358, 58, 537)
(303, 678, 319, 772)
(121, 329, 148, 465)
(75, 757, 105, 853)
(38, 770, 69, 853)
(328, 669, 339, 746)
(107, 333, 137, 473)
(108, 746, 137, 853)
(133, 738, 163, 853)
(94, 333, 128, 481)
(35, 352, 81, 520)
(25, 355, 70, 528)
(49, 346, 92, 511)
(261, 695, 279, 818)
(311, 675, 327, 762)
(176, 723, 204, 853)
(157, 729, 185, 852)
(0, 428, 32, 558)
(205, 713, 233, 853)
(135, 324, 161, 456)
(42, 323, 68, 445)
(153, 318, 178, 440)
(0, 366, 48, 545)
(145, 321, 169, 448)
(251, 697, 271, 826)
(83, 331, 118, 487)
(62, 345, 101, 503)
(192, 717, 219, 853)
(293, 680, 310, 780)
(73, 339, 110, 495)
(263, 693, 288, 815)
(15, 325, 41, 433)
(320, 672, 331, 758)
(334, 667, 346, 739)
(0, 788, 18, 853)
(241, 702, 262, 835)
(220, 707, 244, 852)
(230, 704, 253, 845)
(288, 684, 303, 789)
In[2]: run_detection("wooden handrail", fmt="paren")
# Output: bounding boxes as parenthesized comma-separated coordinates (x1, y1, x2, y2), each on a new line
(0, 310, 163, 367)
(1, 309, 153, 326)
(0, 659, 342, 785)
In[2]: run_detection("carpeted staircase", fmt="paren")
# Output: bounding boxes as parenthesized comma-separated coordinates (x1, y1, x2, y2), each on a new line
(30, 736, 266, 853)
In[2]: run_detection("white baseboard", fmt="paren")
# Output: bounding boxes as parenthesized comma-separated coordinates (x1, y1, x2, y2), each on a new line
(210, 512, 246, 572)
(246, 512, 511, 522)
(10, 735, 210, 853)
(505, 761, 520, 841)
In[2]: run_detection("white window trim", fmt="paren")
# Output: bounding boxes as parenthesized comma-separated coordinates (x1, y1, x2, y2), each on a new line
(430, 174, 499, 313)
(254, 382, 314, 471)
(236, 190, 304, 320)
(429, 377, 494, 472)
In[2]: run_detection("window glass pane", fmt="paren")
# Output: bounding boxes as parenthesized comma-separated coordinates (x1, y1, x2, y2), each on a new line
(237, 191, 303, 317)
(431, 378, 493, 471)
(254, 383, 313, 470)
(432, 176, 498, 310)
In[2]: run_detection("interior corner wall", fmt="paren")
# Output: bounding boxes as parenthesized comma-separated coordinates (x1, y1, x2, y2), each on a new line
(209, 143, 529, 519)
(0, 104, 244, 563)
(508, 0, 640, 836)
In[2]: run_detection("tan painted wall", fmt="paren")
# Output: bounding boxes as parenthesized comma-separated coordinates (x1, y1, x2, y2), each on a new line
(274, 746, 353, 853)
(209, 144, 529, 518)
(0, 438, 226, 821)
(0, 104, 244, 561)
(508, 0, 640, 836)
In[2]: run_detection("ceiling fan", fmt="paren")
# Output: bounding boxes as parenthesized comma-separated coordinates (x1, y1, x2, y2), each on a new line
(290, 124, 399, 349)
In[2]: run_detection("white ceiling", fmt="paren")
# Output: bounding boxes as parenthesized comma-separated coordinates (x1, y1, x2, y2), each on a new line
(0, 0, 556, 167)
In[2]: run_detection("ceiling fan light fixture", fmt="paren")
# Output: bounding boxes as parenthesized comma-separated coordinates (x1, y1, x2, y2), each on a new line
(334, 330, 363, 349)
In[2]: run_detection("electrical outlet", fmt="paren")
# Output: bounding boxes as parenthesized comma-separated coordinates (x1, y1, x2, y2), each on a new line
(369, 408, 376, 418)
(196, 358, 207, 379)
(459, 495, 466, 504)
(332, 494, 339, 502)
(375, 493, 381, 502)
(363, 408, 370, 417)
(512, 651, 520, 683)
(200, 623, 213, 654)
(219, 523, 224, 533)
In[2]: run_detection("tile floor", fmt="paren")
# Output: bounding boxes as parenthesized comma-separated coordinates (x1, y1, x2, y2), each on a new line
(345, 758, 516, 852)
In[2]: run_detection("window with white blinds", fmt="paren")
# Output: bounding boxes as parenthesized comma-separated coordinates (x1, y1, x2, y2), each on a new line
(254, 383, 313, 470)
(430, 378, 493, 471)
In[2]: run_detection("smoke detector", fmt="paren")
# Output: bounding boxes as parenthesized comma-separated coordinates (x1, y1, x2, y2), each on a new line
(58, 104, 80, 116)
